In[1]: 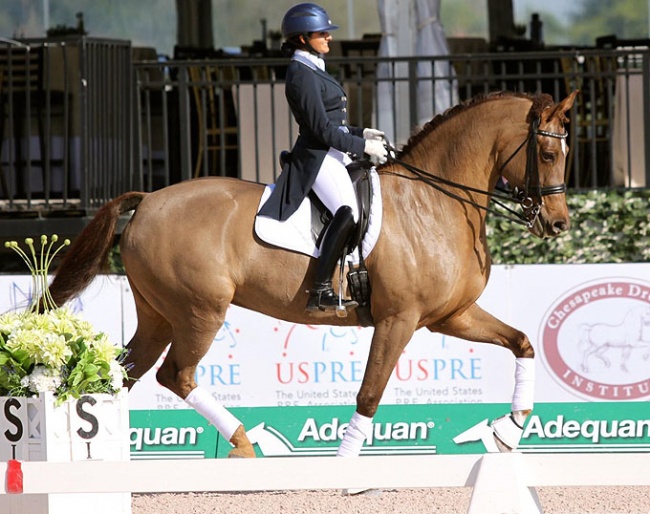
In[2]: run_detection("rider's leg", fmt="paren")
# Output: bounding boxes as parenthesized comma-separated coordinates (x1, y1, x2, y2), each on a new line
(311, 148, 359, 223)
(307, 205, 358, 311)
(307, 149, 359, 311)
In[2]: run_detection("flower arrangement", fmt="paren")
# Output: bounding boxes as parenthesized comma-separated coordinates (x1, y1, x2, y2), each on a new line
(0, 236, 128, 405)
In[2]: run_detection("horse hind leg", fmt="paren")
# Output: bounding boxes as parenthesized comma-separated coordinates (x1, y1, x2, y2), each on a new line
(155, 319, 255, 459)
(123, 286, 174, 389)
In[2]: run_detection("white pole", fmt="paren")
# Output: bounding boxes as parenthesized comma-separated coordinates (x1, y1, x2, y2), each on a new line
(347, 0, 355, 39)
(43, 0, 49, 33)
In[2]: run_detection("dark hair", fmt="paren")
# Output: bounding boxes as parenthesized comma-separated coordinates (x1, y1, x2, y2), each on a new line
(281, 35, 306, 57)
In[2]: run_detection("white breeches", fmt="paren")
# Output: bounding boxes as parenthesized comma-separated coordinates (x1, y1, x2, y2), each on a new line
(311, 148, 359, 222)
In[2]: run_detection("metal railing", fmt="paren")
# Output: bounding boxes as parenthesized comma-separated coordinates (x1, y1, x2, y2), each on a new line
(0, 36, 132, 217)
(1, 42, 649, 232)
(134, 48, 650, 195)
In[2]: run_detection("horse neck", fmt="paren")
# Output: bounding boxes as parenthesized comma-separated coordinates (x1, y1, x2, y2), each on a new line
(390, 109, 507, 208)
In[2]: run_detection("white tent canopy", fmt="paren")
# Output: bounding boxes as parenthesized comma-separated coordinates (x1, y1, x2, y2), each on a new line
(376, 0, 458, 146)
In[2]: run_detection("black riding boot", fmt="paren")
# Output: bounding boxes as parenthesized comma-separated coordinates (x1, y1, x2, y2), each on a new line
(306, 205, 359, 312)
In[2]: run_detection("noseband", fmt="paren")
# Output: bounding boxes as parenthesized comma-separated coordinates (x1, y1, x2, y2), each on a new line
(499, 117, 568, 225)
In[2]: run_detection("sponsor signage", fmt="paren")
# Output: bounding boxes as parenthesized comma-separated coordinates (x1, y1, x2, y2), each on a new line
(3, 265, 649, 409)
(128, 402, 650, 459)
(3, 266, 650, 461)
(129, 410, 217, 459)
(539, 278, 650, 401)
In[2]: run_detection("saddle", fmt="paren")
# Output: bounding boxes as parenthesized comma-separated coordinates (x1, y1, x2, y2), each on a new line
(280, 151, 374, 326)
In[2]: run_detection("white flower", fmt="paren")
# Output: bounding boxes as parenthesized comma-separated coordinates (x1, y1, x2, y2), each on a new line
(38, 332, 72, 368)
(109, 360, 126, 391)
(0, 312, 25, 334)
(91, 333, 121, 363)
(23, 365, 62, 393)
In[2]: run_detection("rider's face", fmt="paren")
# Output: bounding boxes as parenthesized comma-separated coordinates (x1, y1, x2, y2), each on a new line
(306, 31, 332, 54)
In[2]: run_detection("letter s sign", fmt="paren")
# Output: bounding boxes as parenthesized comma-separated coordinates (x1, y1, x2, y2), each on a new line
(76, 396, 99, 440)
(3, 398, 24, 443)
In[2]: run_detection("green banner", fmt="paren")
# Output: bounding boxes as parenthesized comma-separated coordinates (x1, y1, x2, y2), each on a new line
(129, 402, 650, 459)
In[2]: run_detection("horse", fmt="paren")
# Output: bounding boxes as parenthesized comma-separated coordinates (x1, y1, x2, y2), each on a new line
(580, 305, 650, 373)
(46, 89, 578, 457)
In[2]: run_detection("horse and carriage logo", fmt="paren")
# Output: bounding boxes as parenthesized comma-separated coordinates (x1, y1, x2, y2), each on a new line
(540, 279, 650, 400)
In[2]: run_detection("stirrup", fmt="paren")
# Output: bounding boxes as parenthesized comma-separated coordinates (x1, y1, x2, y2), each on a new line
(306, 287, 358, 313)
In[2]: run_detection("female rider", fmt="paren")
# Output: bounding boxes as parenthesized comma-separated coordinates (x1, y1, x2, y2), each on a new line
(257, 2, 387, 312)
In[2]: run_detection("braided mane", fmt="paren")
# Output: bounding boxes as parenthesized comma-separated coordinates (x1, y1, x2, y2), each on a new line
(397, 90, 554, 158)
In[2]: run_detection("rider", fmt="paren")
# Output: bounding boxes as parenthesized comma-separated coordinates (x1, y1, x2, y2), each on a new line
(257, 2, 388, 312)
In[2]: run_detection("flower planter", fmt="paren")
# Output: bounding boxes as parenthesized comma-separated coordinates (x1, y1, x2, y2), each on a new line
(0, 391, 131, 514)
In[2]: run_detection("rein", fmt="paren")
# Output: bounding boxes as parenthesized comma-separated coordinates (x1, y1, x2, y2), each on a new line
(384, 118, 568, 228)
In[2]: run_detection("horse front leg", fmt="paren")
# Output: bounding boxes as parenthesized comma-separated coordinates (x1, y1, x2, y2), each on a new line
(338, 314, 419, 457)
(432, 303, 535, 452)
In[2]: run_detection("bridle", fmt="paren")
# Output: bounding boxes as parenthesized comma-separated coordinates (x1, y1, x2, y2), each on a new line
(497, 117, 568, 225)
(384, 117, 568, 228)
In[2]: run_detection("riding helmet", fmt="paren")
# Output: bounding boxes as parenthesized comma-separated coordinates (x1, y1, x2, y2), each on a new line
(281, 3, 339, 38)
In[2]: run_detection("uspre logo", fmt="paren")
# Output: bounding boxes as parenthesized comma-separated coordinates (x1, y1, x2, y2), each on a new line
(540, 279, 650, 400)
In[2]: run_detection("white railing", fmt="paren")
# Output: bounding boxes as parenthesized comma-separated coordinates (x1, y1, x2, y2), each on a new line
(2, 453, 649, 514)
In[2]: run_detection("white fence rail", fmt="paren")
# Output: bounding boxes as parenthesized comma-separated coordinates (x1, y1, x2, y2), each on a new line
(2, 453, 649, 514)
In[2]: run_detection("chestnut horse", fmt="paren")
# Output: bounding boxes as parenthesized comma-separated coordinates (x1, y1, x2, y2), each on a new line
(47, 90, 578, 457)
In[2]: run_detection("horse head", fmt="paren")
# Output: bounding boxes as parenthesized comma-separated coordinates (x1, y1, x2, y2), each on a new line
(499, 90, 579, 239)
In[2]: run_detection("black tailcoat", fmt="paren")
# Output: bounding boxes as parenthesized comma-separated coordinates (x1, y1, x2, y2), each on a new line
(257, 58, 365, 221)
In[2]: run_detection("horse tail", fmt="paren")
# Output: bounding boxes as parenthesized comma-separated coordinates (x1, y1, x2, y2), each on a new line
(48, 192, 147, 307)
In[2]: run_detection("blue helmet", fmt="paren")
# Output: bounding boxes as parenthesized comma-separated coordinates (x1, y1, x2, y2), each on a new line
(281, 3, 339, 38)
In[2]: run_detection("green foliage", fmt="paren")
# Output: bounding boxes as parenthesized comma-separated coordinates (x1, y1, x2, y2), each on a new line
(108, 244, 125, 274)
(441, 0, 489, 39)
(486, 188, 650, 264)
(570, 0, 650, 45)
(0, 308, 128, 405)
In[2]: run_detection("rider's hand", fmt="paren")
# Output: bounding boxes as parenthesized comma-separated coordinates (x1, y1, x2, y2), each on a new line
(364, 139, 388, 164)
(363, 128, 385, 141)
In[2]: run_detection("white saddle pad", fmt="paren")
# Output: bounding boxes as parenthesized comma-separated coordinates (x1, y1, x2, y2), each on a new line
(255, 169, 382, 264)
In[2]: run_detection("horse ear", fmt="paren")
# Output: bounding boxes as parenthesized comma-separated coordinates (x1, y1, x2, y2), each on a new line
(542, 90, 580, 124)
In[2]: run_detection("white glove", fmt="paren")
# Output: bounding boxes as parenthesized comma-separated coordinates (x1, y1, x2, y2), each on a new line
(363, 128, 385, 141)
(364, 139, 388, 164)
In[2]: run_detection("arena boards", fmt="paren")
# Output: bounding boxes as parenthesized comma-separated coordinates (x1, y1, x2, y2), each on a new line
(1, 263, 649, 459)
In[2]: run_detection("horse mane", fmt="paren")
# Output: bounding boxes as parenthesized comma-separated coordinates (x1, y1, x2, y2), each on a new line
(397, 90, 555, 159)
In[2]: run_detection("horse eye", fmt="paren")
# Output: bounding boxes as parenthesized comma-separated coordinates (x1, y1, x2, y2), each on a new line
(540, 151, 555, 163)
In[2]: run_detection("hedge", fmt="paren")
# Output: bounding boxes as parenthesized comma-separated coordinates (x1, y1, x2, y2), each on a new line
(106, 188, 649, 273)
(486, 188, 650, 264)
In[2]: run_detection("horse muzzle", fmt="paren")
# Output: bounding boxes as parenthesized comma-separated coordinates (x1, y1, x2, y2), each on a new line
(529, 209, 570, 238)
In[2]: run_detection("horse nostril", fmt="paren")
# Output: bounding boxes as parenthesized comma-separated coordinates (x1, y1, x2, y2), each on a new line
(553, 220, 569, 234)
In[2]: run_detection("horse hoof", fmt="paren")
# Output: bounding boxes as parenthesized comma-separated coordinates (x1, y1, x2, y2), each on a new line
(490, 414, 522, 452)
(227, 446, 256, 458)
(493, 433, 514, 453)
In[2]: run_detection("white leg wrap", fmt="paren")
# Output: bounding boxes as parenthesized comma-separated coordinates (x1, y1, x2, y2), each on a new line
(491, 414, 524, 450)
(512, 357, 535, 412)
(337, 412, 373, 457)
(185, 387, 242, 442)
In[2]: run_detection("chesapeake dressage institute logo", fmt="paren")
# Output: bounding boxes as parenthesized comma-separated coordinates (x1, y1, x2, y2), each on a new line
(540, 278, 650, 400)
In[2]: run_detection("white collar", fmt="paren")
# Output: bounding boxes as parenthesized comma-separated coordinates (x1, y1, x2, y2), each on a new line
(293, 49, 325, 72)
